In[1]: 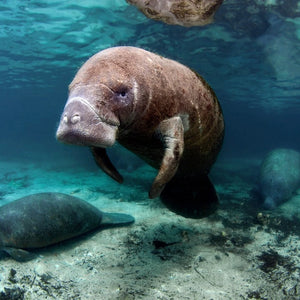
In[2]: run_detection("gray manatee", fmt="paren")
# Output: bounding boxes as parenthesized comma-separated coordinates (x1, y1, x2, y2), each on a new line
(259, 148, 300, 209)
(0, 192, 134, 261)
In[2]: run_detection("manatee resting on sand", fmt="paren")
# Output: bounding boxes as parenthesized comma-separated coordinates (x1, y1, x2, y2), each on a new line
(259, 148, 300, 209)
(56, 46, 224, 218)
(0, 192, 134, 261)
(126, 0, 224, 27)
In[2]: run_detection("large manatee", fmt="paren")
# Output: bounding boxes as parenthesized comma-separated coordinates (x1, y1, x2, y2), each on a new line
(56, 46, 224, 218)
(259, 148, 300, 209)
(126, 0, 224, 27)
(0, 192, 134, 261)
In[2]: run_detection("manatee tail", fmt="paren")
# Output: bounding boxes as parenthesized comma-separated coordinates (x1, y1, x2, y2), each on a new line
(101, 212, 135, 226)
(160, 175, 219, 218)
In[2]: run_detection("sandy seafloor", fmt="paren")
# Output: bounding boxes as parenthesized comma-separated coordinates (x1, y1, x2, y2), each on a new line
(0, 156, 299, 300)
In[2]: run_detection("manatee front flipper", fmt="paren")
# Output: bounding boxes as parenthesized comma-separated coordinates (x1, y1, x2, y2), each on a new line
(91, 147, 123, 183)
(263, 196, 276, 210)
(2, 247, 37, 262)
(160, 175, 219, 219)
(101, 212, 135, 226)
(149, 116, 184, 198)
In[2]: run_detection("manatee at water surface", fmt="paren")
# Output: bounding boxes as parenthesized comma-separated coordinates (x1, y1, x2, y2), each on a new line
(126, 0, 224, 27)
(56, 46, 224, 218)
(0, 192, 134, 261)
(259, 148, 300, 209)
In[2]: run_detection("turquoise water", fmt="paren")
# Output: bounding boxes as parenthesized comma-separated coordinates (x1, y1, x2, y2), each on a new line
(0, 1, 300, 299)
(1, 1, 299, 161)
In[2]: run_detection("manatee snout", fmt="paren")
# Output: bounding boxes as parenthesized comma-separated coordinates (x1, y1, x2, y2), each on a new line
(56, 96, 119, 148)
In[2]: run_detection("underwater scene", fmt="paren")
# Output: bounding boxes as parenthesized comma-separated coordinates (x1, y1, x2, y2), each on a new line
(0, 0, 300, 299)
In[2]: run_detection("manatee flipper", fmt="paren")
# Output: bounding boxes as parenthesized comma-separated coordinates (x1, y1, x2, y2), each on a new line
(149, 117, 184, 198)
(160, 175, 219, 218)
(91, 147, 123, 183)
(263, 197, 276, 210)
(2, 247, 37, 262)
(101, 212, 135, 226)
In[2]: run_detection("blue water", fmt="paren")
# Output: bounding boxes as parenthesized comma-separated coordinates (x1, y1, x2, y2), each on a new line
(1, 1, 299, 166)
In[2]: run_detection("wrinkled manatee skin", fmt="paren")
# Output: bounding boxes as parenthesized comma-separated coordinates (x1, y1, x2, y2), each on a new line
(56, 46, 224, 218)
(259, 149, 300, 209)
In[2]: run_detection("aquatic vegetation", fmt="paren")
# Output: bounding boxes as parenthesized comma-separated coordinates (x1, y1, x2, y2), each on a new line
(257, 249, 295, 274)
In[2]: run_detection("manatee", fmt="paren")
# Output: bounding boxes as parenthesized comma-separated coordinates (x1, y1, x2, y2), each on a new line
(126, 0, 224, 27)
(259, 148, 300, 209)
(0, 192, 134, 261)
(56, 46, 224, 218)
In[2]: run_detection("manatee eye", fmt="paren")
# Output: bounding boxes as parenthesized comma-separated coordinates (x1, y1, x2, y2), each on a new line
(115, 88, 131, 104)
(113, 85, 132, 106)
(119, 90, 127, 97)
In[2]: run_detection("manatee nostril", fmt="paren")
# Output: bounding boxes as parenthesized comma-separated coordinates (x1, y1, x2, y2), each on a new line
(63, 114, 68, 124)
(71, 114, 80, 124)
